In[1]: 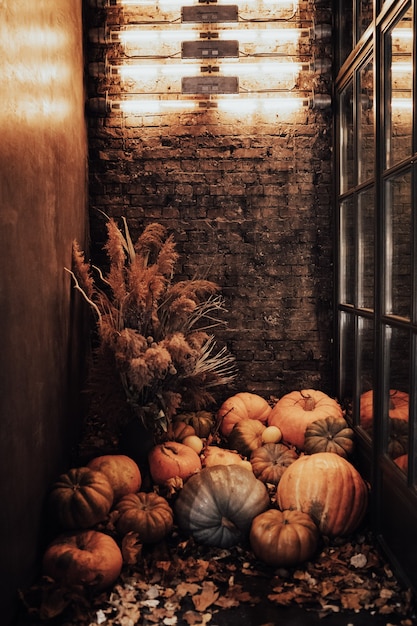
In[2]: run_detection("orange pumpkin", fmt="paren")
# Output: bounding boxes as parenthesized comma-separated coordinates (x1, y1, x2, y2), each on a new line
(48, 467, 114, 529)
(115, 492, 173, 542)
(167, 420, 196, 443)
(268, 389, 343, 450)
(250, 443, 298, 485)
(87, 454, 142, 501)
(148, 441, 202, 485)
(250, 509, 319, 567)
(360, 389, 409, 433)
(218, 392, 272, 437)
(277, 452, 368, 537)
(43, 530, 122, 590)
(202, 445, 250, 469)
(227, 419, 266, 458)
(394, 454, 408, 472)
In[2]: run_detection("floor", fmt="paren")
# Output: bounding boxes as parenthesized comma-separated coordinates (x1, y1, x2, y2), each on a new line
(15, 524, 415, 626)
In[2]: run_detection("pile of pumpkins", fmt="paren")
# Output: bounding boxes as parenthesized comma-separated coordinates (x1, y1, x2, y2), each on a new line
(43, 389, 369, 593)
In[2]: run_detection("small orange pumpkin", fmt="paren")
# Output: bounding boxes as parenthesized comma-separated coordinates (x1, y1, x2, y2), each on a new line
(268, 389, 343, 450)
(227, 419, 266, 458)
(167, 420, 196, 443)
(218, 392, 272, 437)
(148, 441, 202, 485)
(250, 443, 298, 485)
(202, 445, 250, 469)
(250, 508, 319, 567)
(115, 492, 173, 543)
(87, 454, 142, 501)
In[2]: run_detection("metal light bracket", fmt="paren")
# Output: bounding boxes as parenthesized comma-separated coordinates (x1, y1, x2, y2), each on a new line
(182, 76, 239, 94)
(182, 5, 238, 23)
(182, 40, 239, 58)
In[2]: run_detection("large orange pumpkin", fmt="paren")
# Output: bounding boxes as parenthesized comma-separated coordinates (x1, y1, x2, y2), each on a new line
(277, 452, 368, 537)
(218, 392, 272, 437)
(268, 389, 343, 450)
(42, 530, 123, 590)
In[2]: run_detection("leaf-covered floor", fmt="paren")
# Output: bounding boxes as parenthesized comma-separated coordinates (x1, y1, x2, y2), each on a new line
(17, 412, 416, 626)
(18, 513, 415, 625)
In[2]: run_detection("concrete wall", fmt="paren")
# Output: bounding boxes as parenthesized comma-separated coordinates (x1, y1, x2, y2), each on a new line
(0, 2, 89, 623)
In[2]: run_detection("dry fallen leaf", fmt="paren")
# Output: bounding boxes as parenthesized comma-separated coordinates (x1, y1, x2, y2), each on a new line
(192, 581, 220, 612)
(121, 532, 142, 565)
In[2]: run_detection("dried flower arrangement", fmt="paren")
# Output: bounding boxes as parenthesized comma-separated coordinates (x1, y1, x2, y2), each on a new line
(66, 218, 237, 439)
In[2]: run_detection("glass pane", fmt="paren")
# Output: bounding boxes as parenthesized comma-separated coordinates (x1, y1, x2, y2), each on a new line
(340, 79, 354, 193)
(385, 6, 413, 169)
(385, 325, 410, 474)
(358, 187, 374, 308)
(358, 317, 374, 434)
(337, 1, 353, 67)
(384, 170, 412, 318)
(340, 196, 356, 305)
(358, 57, 374, 184)
(338, 311, 355, 410)
(358, 0, 373, 40)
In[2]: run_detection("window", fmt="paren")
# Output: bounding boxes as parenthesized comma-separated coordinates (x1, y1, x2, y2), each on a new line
(335, 0, 417, 593)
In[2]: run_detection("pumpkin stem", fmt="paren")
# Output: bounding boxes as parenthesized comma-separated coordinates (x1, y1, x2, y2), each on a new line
(300, 392, 316, 412)
(161, 443, 179, 456)
(221, 516, 239, 533)
(214, 407, 233, 438)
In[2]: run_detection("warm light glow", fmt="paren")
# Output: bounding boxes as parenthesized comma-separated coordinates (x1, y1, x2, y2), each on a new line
(217, 94, 306, 113)
(1, 20, 77, 124)
(114, 59, 301, 82)
(104, 92, 310, 115)
(391, 62, 413, 73)
(116, 62, 201, 79)
(117, 28, 201, 45)
(116, 0, 296, 6)
(392, 28, 413, 41)
(391, 97, 413, 110)
(93, 0, 321, 117)
(221, 60, 301, 75)
(116, 25, 305, 46)
(118, 98, 198, 113)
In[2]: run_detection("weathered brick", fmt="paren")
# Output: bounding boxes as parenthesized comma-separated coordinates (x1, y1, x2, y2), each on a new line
(86, 1, 334, 400)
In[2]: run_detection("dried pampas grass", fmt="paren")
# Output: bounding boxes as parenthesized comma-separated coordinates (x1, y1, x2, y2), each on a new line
(66, 218, 236, 436)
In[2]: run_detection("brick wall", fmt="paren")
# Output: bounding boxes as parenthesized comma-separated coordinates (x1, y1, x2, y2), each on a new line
(85, 1, 334, 404)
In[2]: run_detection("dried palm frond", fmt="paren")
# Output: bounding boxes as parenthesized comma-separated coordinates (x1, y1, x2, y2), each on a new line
(190, 335, 238, 387)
